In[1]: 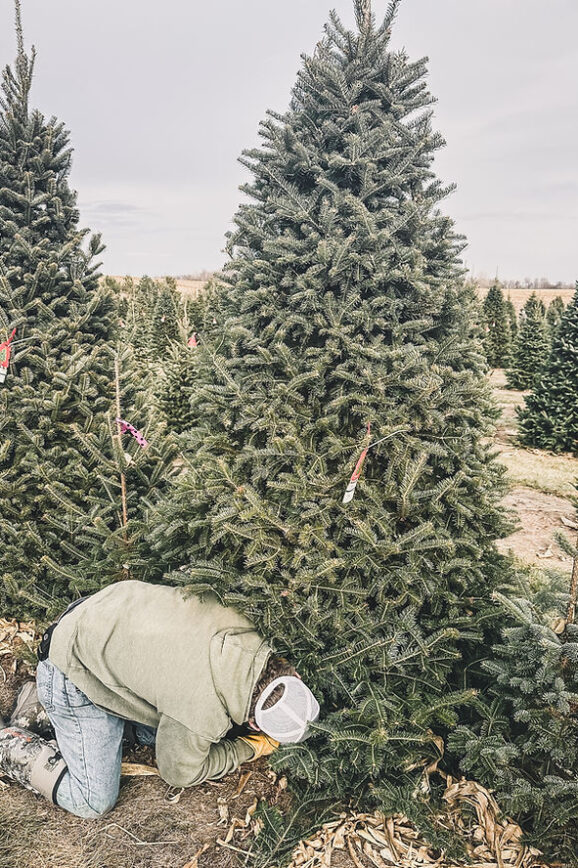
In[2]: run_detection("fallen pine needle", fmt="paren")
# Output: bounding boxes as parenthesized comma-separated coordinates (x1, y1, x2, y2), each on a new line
(98, 822, 178, 846)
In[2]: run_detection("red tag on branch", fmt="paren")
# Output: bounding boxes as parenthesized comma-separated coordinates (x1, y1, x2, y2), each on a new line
(342, 447, 369, 504)
(0, 328, 17, 385)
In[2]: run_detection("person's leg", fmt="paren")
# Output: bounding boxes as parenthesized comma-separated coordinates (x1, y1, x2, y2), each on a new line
(36, 660, 125, 819)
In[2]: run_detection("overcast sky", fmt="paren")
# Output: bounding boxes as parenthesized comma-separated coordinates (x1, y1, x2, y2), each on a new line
(1, 0, 576, 283)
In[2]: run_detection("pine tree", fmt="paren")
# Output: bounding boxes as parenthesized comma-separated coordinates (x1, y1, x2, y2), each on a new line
(505, 296, 518, 340)
(482, 283, 511, 367)
(506, 292, 549, 389)
(148, 0, 515, 827)
(150, 281, 180, 357)
(449, 592, 578, 865)
(546, 294, 566, 340)
(155, 284, 215, 434)
(517, 285, 578, 454)
(0, 10, 176, 617)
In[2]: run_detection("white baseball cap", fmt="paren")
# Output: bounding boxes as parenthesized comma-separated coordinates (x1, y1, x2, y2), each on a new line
(254, 676, 320, 744)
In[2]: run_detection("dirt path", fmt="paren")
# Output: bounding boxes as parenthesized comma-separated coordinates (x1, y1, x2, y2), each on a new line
(489, 369, 578, 574)
(498, 486, 577, 572)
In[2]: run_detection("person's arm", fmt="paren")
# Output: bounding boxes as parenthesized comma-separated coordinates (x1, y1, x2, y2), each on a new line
(154, 714, 255, 787)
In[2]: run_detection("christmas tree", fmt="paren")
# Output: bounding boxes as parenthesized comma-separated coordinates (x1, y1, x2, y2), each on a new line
(506, 292, 549, 389)
(450, 588, 578, 864)
(155, 284, 215, 434)
(149, 280, 180, 356)
(546, 294, 566, 339)
(505, 296, 518, 340)
(482, 283, 511, 367)
(517, 285, 578, 454)
(148, 0, 516, 840)
(0, 7, 176, 616)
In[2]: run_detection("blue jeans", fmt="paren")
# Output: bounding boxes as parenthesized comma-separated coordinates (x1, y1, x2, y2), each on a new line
(36, 659, 156, 819)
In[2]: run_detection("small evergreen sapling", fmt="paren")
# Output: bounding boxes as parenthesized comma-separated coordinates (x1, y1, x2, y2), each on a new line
(506, 293, 549, 389)
(546, 294, 566, 340)
(518, 285, 578, 454)
(482, 283, 511, 368)
(505, 296, 518, 340)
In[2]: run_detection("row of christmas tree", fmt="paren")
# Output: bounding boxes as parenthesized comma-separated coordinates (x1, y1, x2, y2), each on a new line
(2, 0, 578, 862)
(483, 282, 578, 453)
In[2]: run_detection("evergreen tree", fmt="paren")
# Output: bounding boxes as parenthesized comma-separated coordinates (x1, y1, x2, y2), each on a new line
(482, 283, 511, 367)
(506, 292, 549, 389)
(150, 282, 180, 357)
(517, 285, 578, 454)
(148, 0, 515, 833)
(546, 294, 566, 340)
(155, 284, 215, 434)
(156, 340, 197, 433)
(505, 296, 518, 340)
(450, 592, 578, 865)
(0, 11, 176, 617)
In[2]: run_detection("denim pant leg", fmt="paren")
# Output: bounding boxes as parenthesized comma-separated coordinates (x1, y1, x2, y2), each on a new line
(36, 660, 125, 819)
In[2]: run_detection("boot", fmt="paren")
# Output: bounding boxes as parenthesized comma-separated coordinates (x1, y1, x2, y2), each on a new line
(0, 725, 66, 803)
(9, 681, 54, 738)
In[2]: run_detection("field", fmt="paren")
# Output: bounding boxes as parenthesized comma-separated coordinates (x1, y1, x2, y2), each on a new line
(477, 287, 575, 314)
(0, 370, 576, 868)
(111, 279, 576, 314)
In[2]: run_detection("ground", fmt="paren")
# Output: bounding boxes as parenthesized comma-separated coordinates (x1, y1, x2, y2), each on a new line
(0, 370, 575, 868)
(491, 369, 577, 574)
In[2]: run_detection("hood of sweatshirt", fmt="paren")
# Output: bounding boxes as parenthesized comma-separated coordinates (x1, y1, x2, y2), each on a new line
(209, 627, 272, 725)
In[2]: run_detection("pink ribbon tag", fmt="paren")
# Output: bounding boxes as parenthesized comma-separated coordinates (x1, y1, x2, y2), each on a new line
(0, 328, 17, 385)
(116, 418, 149, 449)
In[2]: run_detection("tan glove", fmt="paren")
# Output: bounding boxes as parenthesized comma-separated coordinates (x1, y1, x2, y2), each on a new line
(238, 733, 280, 760)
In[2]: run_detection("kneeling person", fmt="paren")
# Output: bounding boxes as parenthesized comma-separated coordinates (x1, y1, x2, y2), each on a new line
(0, 581, 319, 819)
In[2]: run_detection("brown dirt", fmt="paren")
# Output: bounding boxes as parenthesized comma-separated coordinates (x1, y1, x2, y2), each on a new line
(488, 370, 578, 574)
(497, 486, 576, 571)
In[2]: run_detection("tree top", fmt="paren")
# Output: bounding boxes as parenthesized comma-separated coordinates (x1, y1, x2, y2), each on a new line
(354, 0, 401, 33)
(14, 0, 24, 57)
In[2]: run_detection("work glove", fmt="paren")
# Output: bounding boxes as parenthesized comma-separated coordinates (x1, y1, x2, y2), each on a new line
(238, 733, 280, 760)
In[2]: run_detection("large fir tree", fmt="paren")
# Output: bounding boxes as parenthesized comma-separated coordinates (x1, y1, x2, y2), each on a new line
(517, 285, 578, 454)
(506, 292, 549, 389)
(0, 8, 176, 616)
(148, 0, 515, 832)
(482, 283, 511, 368)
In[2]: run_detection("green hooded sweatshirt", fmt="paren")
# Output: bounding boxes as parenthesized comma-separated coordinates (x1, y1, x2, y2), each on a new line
(48, 581, 272, 787)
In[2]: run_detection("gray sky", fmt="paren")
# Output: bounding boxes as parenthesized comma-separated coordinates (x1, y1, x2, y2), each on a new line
(1, 0, 576, 283)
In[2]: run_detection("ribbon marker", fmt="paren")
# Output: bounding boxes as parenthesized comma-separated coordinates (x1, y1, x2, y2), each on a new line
(0, 328, 17, 385)
(116, 418, 149, 449)
(342, 429, 399, 505)
(187, 332, 198, 348)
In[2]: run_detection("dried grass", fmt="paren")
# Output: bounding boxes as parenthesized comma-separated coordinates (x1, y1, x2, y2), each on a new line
(286, 777, 545, 868)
